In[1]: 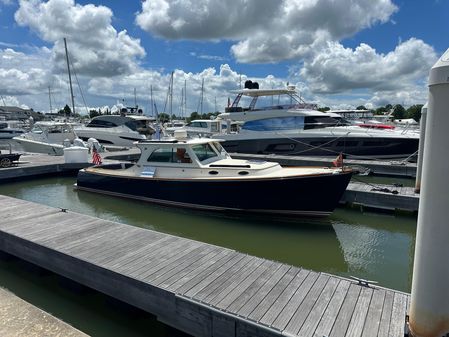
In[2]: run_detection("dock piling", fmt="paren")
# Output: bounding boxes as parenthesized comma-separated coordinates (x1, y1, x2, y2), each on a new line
(410, 48, 449, 337)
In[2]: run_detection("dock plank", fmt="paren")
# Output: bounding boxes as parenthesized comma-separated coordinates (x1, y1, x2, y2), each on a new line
(257, 267, 307, 326)
(329, 283, 362, 337)
(314, 279, 351, 337)
(284, 273, 330, 335)
(297, 276, 340, 337)
(361, 289, 386, 337)
(345, 287, 373, 337)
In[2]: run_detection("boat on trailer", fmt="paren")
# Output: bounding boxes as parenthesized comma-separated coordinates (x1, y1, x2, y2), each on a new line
(76, 132, 352, 217)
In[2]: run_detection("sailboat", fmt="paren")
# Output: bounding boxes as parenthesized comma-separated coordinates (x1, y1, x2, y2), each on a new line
(13, 38, 83, 155)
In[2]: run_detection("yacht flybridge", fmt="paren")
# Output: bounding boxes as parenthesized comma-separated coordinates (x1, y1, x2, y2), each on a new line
(76, 132, 352, 217)
(217, 84, 419, 159)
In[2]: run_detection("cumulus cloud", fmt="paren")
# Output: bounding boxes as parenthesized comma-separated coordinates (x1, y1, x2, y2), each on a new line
(299, 38, 437, 94)
(0, 48, 57, 95)
(136, 0, 397, 63)
(14, 0, 145, 77)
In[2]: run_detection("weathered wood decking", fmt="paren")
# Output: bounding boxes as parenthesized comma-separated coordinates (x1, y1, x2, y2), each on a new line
(342, 182, 419, 212)
(0, 195, 410, 337)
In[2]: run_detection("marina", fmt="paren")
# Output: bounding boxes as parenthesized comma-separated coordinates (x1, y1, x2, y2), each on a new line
(2, 1, 449, 335)
(0, 194, 412, 337)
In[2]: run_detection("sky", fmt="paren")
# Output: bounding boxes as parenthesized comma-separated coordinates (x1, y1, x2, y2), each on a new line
(0, 0, 447, 116)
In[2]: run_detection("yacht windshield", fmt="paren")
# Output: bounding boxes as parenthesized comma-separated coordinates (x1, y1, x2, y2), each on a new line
(191, 143, 218, 162)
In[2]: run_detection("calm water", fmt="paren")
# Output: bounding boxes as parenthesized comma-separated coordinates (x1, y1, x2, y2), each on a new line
(0, 176, 417, 336)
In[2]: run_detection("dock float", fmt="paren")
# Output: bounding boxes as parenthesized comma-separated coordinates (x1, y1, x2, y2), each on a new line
(0, 153, 90, 182)
(342, 182, 419, 213)
(0, 286, 88, 337)
(0, 195, 410, 337)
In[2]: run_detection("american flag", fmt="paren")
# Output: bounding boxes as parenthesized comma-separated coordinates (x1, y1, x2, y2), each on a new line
(332, 153, 343, 167)
(92, 149, 102, 165)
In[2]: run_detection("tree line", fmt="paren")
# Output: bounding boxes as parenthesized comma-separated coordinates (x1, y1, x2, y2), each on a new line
(318, 104, 424, 122)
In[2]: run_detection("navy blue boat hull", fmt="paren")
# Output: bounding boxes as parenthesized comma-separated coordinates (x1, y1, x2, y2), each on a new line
(76, 167, 352, 216)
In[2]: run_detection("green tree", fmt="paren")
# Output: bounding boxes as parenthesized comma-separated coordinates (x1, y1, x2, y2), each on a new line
(63, 104, 72, 116)
(375, 106, 389, 115)
(318, 107, 330, 112)
(356, 105, 367, 110)
(392, 104, 406, 120)
(158, 113, 170, 123)
(89, 109, 100, 119)
(406, 104, 424, 122)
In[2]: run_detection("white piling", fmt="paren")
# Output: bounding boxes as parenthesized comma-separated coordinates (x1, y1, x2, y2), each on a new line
(414, 103, 427, 193)
(410, 48, 449, 337)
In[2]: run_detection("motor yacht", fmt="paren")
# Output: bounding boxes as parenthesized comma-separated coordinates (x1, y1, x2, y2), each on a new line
(217, 84, 419, 159)
(76, 131, 352, 217)
(75, 115, 149, 146)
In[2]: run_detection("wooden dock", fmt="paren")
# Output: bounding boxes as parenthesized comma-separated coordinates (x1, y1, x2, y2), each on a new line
(0, 195, 410, 337)
(0, 153, 90, 182)
(342, 182, 419, 213)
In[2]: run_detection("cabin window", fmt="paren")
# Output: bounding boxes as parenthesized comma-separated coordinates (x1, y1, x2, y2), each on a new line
(210, 122, 219, 133)
(304, 116, 342, 130)
(87, 120, 118, 128)
(188, 121, 208, 128)
(147, 147, 192, 163)
(147, 148, 173, 162)
(191, 144, 218, 162)
(212, 142, 227, 156)
(242, 116, 305, 131)
(174, 147, 192, 163)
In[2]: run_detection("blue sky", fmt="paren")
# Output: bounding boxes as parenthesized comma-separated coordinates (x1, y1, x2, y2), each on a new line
(0, 0, 447, 115)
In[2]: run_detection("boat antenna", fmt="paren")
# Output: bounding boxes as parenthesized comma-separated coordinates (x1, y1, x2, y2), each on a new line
(63, 37, 75, 116)
(134, 87, 137, 109)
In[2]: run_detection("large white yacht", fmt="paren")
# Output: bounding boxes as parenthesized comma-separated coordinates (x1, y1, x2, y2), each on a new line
(217, 83, 419, 159)
(74, 115, 151, 146)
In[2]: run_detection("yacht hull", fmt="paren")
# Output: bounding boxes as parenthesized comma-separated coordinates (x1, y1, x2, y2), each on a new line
(221, 136, 419, 159)
(76, 167, 352, 216)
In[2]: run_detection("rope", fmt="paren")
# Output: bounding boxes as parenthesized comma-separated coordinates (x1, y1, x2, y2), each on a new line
(271, 128, 418, 164)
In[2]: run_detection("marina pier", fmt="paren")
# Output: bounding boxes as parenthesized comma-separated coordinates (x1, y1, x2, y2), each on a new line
(0, 194, 409, 337)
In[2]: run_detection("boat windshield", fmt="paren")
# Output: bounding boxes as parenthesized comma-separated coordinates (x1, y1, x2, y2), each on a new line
(191, 143, 219, 162)
(211, 142, 227, 156)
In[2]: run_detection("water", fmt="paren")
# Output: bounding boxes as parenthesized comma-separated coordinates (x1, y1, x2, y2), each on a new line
(0, 176, 417, 335)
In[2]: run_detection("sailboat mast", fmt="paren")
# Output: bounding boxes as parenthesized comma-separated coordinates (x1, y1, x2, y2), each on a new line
(150, 85, 154, 116)
(48, 86, 53, 114)
(184, 79, 187, 118)
(63, 38, 75, 116)
(169, 71, 174, 119)
(200, 78, 204, 114)
(134, 87, 137, 109)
